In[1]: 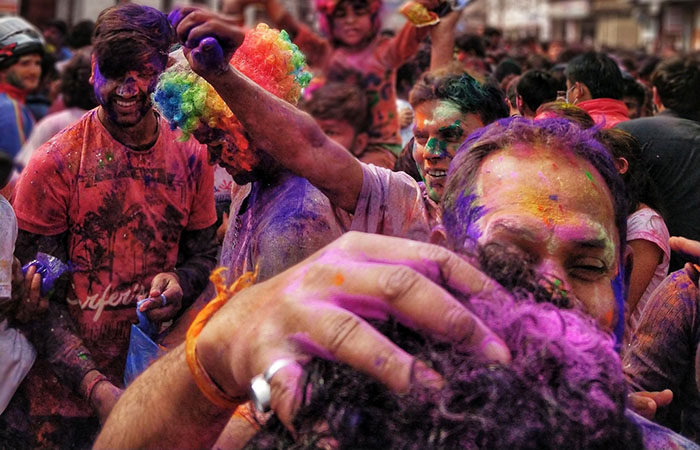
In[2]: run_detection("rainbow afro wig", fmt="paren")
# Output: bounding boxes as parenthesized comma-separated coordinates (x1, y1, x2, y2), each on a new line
(152, 23, 312, 156)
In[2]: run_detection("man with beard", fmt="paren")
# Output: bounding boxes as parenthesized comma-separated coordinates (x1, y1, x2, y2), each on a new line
(167, 8, 507, 242)
(4, 5, 217, 448)
(95, 119, 693, 449)
(0, 17, 43, 159)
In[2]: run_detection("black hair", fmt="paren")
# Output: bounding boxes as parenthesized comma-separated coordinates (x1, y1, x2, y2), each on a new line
(516, 69, 558, 113)
(565, 52, 624, 100)
(455, 34, 485, 58)
(67, 20, 94, 49)
(61, 48, 97, 110)
(393, 137, 422, 182)
(244, 242, 642, 450)
(93, 4, 174, 79)
(596, 128, 664, 217)
(621, 74, 646, 118)
(45, 19, 68, 37)
(409, 68, 508, 127)
(651, 55, 700, 117)
(303, 82, 369, 134)
(493, 58, 522, 83)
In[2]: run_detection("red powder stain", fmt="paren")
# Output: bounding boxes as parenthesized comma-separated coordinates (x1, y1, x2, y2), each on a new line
(551, 162, 558, 169)
(333, 273, 345, 286)
(603, 308, 614, 327)
(543, 217, 552, 227)
(537, 205, 544, 212)
(558, 204, 564, 212)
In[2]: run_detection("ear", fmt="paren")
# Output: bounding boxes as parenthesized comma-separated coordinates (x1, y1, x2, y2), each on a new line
(615, 156, 629, 175)
(516, 94, 524, 115)
(429, 224, 448, 246)
(351, 131, 368, 155)
(575, 82, 590, 102)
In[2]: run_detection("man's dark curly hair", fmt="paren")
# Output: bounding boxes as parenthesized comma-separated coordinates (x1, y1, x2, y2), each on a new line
(92, 4, 174, 80)
(243, 243, 643, 450)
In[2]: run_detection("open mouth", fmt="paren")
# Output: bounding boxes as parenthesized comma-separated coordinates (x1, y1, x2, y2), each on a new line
(115, 99, 138, 108)
(427, 169, 447, 178)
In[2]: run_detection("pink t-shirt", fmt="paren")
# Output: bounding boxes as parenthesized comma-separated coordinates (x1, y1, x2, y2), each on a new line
(13, 109, 216, 370)
(351, 163, 432, 241)
(627, 206, 670, 329)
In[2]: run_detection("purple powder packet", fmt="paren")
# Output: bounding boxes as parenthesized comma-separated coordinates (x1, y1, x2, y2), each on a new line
(21, 252, 69, 296)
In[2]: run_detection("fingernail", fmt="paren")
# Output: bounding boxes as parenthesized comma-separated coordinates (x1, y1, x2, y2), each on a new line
(480, 336, 511, 365)
(413, 361, 444, 389)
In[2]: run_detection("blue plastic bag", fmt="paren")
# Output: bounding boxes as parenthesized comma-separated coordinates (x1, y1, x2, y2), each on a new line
(123, 300, 165, 386)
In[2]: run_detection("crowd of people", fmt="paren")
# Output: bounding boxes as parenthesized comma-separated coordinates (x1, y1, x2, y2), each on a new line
(0, 1, 699, 448)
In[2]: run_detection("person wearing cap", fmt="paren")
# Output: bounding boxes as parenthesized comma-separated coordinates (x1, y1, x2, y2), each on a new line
(0, 17, 43, 159)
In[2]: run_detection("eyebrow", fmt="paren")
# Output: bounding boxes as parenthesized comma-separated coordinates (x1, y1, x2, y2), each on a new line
(438, 121, 464, 135)
(488, 219, 611, 249)
(488, 220, 545, 243)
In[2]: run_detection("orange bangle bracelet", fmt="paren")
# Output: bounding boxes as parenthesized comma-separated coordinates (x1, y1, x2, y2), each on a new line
(185, 267, 258, 410)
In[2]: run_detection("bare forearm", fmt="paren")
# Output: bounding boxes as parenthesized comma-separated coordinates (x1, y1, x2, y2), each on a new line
(429, 13, 459, 71)
(206, 66, 363, 212)
(95, 345, 232, 449)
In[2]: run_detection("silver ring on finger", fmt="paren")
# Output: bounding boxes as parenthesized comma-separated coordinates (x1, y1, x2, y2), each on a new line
(160, 293, 167, 307)
(249, 358, 296, 413)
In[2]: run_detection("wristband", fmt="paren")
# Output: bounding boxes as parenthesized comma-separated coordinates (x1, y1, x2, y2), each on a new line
(85, 373, 108, 404)
(185, 267, 257, 409)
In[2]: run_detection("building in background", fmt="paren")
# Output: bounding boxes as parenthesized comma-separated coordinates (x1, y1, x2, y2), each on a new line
(5, 0, 699, 52)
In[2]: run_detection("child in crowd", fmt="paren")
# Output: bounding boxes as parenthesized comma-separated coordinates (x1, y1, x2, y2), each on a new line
(598, 129, 670, 333)
(303, 82, 370, 161)
(226, 0, 440, 168)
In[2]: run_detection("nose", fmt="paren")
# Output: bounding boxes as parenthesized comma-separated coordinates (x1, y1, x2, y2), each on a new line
(116, 75, 138, 97)
(536, 258, 572, 295)
(343, 10, 358, 23)
(423, 137, 447, 159)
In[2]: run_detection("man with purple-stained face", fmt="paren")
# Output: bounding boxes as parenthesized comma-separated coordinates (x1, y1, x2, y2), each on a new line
(6, 4, 219, 447)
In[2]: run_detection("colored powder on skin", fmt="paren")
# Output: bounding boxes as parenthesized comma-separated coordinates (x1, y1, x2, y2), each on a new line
(152, 24, 312, 166)
(584, 171, 594, 182)
(438, 120, 463, 137)
(454, 189, 485, 252)
(333, 273, 345, 286)
(432, 102, 462, 122)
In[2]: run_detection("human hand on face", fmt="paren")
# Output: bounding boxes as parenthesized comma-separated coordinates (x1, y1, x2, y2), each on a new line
(169, 7, 246, 76)
(669, 236, 700, 285)
(628, 389, 673, 420)
(138, 272, 184, 323)
(10, 257, 49, 323)
(195, 232, 512, 430)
